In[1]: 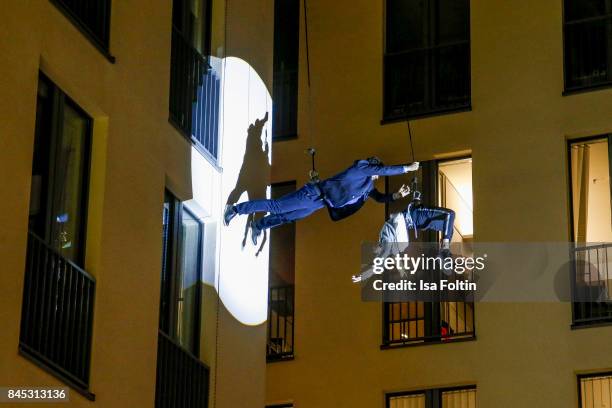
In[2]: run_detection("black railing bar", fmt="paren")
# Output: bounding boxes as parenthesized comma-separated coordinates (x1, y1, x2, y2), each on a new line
(19, 343, 88, 388)
(158, 330, 210, 371)
(75, 276, 87, 376)
(60, 263, 75, 368)
(54, 259, 68, 364)
(573, 243, 612, 252)
(27, 232, 95, 281)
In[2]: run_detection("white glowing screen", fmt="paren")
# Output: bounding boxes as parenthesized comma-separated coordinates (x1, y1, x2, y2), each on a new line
(219, 57, 272, 326)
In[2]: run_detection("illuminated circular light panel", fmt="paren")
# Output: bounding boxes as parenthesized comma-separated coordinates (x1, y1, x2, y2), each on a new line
(219, 57, 272, 326)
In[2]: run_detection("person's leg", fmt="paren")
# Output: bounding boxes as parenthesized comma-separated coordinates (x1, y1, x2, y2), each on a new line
(255, 200, 324, 230)
(411, 206, 456, 241)
(225, 183, 320, 226)
(250, 200, 324, 244)
(235, 183, 319, 215)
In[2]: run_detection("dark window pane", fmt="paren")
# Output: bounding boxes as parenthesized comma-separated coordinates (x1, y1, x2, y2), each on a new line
(436, 0, 470, 45)
(267, 182, 296, 360)
(269, 183, 296, 286)
(384, 52, 426, 118)
(565, 0, 611, 22)
(565, 19, 611, 89)
(29, 79, 53, 237)
(52, 0, 111, 49)
(50, 102, 90, 263)
(386, 0, 427, 53)
(29, 75, 91, 267)
(435, 44, 470, 109)
(272, 0, 299, 139)
(384, 0, 470, 119)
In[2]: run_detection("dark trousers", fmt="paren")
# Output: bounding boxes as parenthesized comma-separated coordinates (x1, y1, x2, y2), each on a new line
(234, 183, 325, 230)
(409, 206, 456, 240)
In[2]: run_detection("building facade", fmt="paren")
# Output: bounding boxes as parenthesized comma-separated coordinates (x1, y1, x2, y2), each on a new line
(0, 0, 273, 406)
(266, 0, 612, 407)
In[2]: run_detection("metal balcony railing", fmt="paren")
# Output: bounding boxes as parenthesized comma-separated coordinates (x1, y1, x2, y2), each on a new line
(571, 243, 612, 326)
(50, 0, 111, 51)
(383, 300, 475, 347)
(155, 330, 210, 408)
(383, 268, 475, 347)
(169, 27, 220, 161)
(267, 285, 294, 361)
(19, 231, 96, 394)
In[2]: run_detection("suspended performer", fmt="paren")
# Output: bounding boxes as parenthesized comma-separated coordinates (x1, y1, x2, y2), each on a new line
(223, 157, 419, 244)
(351, 199, 455, 283)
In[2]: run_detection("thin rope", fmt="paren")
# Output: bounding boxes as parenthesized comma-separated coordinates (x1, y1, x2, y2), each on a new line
(407, 120, 415, 163)
(303, 0, 316, 173)
(213, 0, 229, 406)
(303, 0, 311, 88)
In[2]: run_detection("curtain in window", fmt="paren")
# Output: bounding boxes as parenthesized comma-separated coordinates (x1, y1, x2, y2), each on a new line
(581, 374, 612, 408)
(572, 144, 591, 243)
(389, 394, 426, 408)
(442, 388, 476, 408)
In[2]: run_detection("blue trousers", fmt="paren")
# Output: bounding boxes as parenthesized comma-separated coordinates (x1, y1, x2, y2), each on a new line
(408, 205, 456, 240)
(234, 183, 325, 230)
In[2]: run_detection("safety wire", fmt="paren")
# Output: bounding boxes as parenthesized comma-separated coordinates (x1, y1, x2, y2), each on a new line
(303, 0, 317, 179)
(406, 119, 420, 199)
(212, 0, 229, 405)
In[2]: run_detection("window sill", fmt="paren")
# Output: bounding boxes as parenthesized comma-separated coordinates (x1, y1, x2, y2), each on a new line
(272, 134, 298, 142)
(381, 105, 472, 125)
(563, 82, 612, 96)
(50, 0, 115, 64)
(571, 319, 612, 330)
(266, 355, 295, 364)
(380, 335, 476, 350)
(18, 345, 95, 401)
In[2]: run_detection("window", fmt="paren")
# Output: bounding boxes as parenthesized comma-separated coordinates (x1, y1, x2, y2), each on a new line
(563, 0, 612, 93)
(156, 192, 209, 408)
(387, 386, 476, 408)
(579, 373, 612, 408)
(569, 136, 612, 327)
(160, 192, 204, 356)
(382, 158, 475, 347)
(272, 0, 299, 140)
(50, 0, 113, 60)
(169, 0, 220, 161)
(267, 182, 296, 361)
(20, 74, 95, 399)
(29, 74, 93, 266)
(384, 0, 470, 121)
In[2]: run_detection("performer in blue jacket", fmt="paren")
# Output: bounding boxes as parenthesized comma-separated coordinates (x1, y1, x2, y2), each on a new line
(223, 157, 419, 244)
(352, 202, 456, 283)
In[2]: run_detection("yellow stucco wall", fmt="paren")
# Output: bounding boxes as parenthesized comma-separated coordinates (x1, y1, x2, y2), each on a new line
(267, 0, 612, 407)
(0, 0, 273, 406)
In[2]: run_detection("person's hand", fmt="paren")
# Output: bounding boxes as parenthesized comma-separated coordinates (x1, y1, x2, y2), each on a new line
(405, 161, 419, 172)
(392, 184, 411, 200)
(351, 274, 362, 283)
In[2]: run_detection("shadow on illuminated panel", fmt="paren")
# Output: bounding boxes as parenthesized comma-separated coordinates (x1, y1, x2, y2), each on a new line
(219, 56, 272, 326)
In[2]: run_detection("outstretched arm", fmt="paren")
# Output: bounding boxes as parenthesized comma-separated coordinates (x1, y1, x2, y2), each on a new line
(356, 160, 420, 176)
(369, 184, 411, 203)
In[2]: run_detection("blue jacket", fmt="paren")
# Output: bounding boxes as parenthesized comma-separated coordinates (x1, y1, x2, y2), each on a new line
(319, 159, 408, 221)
